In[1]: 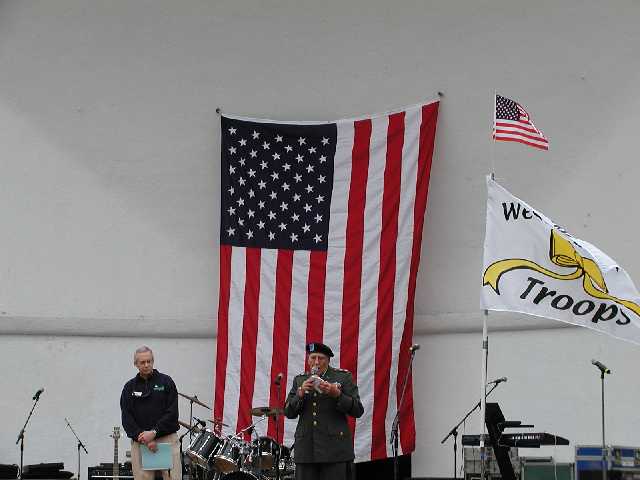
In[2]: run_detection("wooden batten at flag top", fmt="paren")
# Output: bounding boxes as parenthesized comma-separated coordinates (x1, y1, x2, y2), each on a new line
(214, 101, 439, 462)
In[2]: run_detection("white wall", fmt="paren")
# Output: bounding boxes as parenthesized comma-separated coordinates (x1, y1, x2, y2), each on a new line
(0, 336, 215, 473)
(1, 1, 640, 477)
(2, 329, 638, 478)
(413, 328, 640, 476)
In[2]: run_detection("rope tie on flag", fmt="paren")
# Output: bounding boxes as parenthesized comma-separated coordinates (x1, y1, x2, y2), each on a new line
(483, 230, 640, 317)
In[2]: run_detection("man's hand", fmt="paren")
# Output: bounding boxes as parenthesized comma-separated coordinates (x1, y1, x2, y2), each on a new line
(146, 440, 158, 453)
(318, 380, 341, 398)
(137, 430, 156, 444)
(297, 377, 316, 397)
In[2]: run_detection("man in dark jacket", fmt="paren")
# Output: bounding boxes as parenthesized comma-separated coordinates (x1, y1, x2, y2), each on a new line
(120, 346, 181, 480)
(284, 342, 364, 480)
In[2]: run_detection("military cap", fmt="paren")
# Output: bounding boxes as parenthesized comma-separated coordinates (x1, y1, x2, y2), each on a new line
(306, 342, 334, 357)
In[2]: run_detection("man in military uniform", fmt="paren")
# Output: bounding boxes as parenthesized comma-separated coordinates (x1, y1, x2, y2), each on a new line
(284, 342, 364, 480)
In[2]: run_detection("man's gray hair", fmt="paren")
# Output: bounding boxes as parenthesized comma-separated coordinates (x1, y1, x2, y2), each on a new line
(133, 345, 154, 364)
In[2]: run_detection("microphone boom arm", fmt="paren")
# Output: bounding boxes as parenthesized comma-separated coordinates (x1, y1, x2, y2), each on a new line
(441, 380, 503, 444)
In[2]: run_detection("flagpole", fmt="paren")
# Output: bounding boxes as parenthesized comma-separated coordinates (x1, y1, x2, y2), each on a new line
(479, 309, 489, 480)
(491, 91, 497, 176)
(480, 90, 497, 479)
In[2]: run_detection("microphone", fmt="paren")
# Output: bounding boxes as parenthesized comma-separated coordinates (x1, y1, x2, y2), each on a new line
(409, 344, 420, 352)
(592, 359, 611, 374)
(304, 366, 320, 395)
(192, 417, 207, 427)
(274, 372, 283, 385)
(33, 388, 44, 400)
(487, 377, 507, 385)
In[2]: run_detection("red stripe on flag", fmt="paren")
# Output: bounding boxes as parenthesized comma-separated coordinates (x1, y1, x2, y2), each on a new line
(341, 119, 372, 374)
(493, 135, 549, 150)
(398, 103, 438, 453)
(371, 112, 404, 459)
(306, 250, 328, 345)
(494, 127, 548, 143)
(214, 245, 232, 431)
(268, 249, 294, 442)
(341, 119, 371, 437)
(236, 248, 261, 439)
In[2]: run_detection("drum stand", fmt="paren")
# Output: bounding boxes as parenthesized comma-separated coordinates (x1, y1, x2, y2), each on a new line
(236, 417, 268, 474)
(178, 392, 212, 441)
(180, 421, 205, 480)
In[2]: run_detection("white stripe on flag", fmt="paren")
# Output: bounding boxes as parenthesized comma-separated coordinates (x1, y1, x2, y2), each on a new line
(252, 249, 278, 438)
(323, 120, 355, 361)
(353, 114, 388, 461)
(283, 250, 311, 445)
(224, 246, 247, 436)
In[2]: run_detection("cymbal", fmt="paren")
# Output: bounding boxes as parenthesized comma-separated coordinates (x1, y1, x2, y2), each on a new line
(251, 406, 284, 417)
(178, 419, 201, 432)
(207, 418, 230, 427)
(178, 392, 211, 410)
(179, 418, 230, 429)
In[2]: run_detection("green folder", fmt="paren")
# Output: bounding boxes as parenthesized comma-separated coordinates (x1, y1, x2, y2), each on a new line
(140, 443, 173, 470)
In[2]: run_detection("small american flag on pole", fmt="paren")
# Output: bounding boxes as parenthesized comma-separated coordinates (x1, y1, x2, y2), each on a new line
(493, 94, 549, 150)
(214, 100, 439, 462)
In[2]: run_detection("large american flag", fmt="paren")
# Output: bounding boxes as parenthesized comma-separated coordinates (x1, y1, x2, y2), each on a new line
(214, 100, 439, 462)
(493, 94, 549, 150)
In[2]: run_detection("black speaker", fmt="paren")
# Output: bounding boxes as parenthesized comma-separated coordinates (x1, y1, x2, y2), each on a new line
(87, 463, 133, 480)
(578, 472, 624, 480)
(0, 465, 19, 480)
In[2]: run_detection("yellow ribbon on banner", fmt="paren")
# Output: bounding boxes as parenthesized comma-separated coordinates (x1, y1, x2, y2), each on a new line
(483, 229, 640, 317)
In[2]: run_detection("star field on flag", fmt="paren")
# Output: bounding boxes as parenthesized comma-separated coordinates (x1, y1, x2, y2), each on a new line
(221, 119, 336, 251)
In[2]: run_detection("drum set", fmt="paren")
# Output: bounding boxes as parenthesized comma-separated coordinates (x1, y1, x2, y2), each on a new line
(179, 393, 294, 480)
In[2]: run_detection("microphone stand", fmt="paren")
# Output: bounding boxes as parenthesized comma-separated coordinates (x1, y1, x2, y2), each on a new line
(441, 381, 502, 480)
(64, 418, 88, 480)
(179, 421, 203, 446)
(16, 392, 43, 479)
(274, 378, 283, 480)
(391, 349, 418, 480)
(597, 369, 608, 480)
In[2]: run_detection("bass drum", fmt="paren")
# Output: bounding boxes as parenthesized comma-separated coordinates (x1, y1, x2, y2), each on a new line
(221, 472, 262, 480)
(249, 436, 280, 470)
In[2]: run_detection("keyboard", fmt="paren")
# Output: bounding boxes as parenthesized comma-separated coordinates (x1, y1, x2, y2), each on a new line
(462, 432, 570, 448)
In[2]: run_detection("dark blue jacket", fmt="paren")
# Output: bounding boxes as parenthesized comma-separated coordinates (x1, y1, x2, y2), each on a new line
(120, 369, 179, 440)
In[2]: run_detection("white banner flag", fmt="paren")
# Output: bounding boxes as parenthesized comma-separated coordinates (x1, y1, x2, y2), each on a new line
(481, 176, 640, 344)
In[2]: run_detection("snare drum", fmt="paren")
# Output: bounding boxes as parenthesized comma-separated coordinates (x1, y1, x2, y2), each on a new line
(186, 429, 222, 468)
(222, 472, 261, 480)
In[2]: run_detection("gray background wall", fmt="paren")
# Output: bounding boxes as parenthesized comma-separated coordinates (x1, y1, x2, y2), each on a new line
(1, 1, 639, 477)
